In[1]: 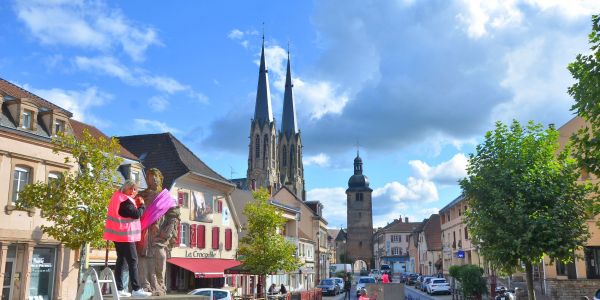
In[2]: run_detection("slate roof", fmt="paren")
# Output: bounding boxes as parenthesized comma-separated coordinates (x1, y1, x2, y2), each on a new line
(335, 229, 347, 241)
(440, 194, 465, 213)
(0, 78, 72, 117)
(118, 133, 231, 189)
(384, 219, 422, 232)
(423, 214, 442, 251)
(0, 78, 73, 140)
(70, 119, 138, 161)
(327, 229, 340, 241)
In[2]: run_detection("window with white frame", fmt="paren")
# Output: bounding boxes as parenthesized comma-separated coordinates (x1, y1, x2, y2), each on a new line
(392, 247, 400, 255)
(131, 171, 140, 184)
(180, 223, 189, 247)
(391, 235, 400, 243)
(54, 120, 65, 135)
(22, 110, 32, 129)
(48, 172, 61, 187)
(12, 166, 31, 203)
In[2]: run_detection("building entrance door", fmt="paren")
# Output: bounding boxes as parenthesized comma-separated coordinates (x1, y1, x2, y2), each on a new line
(2, 257, 16, 300)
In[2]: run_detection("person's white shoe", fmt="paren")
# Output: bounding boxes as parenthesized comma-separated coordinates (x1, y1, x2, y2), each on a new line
(117, 290, 131, 297)
(131, 289, 152, 297)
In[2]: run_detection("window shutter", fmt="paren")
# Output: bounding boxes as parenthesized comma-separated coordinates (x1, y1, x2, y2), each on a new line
(197, 225, 205, 249)
(176, 222, 181, 245)
(218, 200, 223, 213)
(212, 227, 220, 250)
(178, 191, 184, 206)
(190, 224, 197, 248)
(225, 228, 232, 250)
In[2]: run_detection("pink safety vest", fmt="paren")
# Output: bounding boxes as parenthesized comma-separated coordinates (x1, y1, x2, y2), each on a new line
(103, 190, 141, 242)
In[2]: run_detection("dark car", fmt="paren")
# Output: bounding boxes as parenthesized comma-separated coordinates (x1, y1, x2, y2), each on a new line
(317, 279, 340, 296)
(407, 274, 419, 285)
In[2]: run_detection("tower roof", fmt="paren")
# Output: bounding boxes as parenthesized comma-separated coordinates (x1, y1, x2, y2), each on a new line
(254, 37, 273, 125)
(348, 152, 371, 190)
(281, 51, 298, 136)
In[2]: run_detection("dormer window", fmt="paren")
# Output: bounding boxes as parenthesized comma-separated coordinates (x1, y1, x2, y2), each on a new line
(22, 110, 32, 129)
(54, 120, 65, 135)
(131, 171, 140, 184)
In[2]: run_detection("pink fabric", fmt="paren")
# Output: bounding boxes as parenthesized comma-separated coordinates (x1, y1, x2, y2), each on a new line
(140, 189, 176, 230)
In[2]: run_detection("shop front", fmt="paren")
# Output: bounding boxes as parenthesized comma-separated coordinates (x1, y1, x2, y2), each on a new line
(167, 257, 241, 293)
(0, 242, 75, 300)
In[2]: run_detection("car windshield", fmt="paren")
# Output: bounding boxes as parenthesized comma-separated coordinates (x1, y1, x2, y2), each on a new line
(433, 279, 447, 284)
(359, 278, 376, 283)
(334, 278, 342, 283)
(320, 279, 334, 285)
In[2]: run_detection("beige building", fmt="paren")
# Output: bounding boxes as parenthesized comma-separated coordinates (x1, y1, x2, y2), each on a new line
(416, 214, 442, 276)
(373, 216, 421, 273)
(0, 79, 79, 300)
(439, 195, 483, 277)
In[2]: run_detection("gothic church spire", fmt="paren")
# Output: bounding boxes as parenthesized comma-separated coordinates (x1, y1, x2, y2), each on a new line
(281, 50, 298, 137)
(254, 36, 273, 125)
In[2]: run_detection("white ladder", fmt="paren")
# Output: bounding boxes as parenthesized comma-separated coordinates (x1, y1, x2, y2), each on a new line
(75, 267, 121, 300)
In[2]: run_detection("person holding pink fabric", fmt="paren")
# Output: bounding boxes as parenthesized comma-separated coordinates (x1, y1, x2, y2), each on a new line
(136, 168, 180, 296)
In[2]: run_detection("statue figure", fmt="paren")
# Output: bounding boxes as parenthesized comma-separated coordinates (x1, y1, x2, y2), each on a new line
(136, 168, 180, 296)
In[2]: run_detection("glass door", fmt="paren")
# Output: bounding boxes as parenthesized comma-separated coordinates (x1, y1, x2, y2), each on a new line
(2, 258, 15, 300)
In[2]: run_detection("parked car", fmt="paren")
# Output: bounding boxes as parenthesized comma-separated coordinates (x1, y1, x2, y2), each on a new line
(317, 278, 340, 296)
(355, 276, 377, 296)
(407, 273, 419, 285)
(414, 276, 424, 290)
(495, 286, 516, 300)
(331, 277, 344, 291)
(369, 269, 382, 281)
(188, 288, 232, 300)
(380, 264, 391, 273)
(426, 278, 451, 295)
(421, 277, 434, 291)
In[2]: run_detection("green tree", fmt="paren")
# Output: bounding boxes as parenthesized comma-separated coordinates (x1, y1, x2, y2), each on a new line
(460, 120, 594, 300)
(17, 129, 123, 249)
(568, 15, 600, 178)
(238, 188, 301, 296)
(449, 265, 486, 299)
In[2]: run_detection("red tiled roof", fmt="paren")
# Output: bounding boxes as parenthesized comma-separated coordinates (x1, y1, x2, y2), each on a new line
(69, 119, 138, 160)
(0, 78, 72, 117)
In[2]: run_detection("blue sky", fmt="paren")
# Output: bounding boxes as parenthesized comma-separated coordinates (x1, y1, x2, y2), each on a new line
(1, 0, 598, 229)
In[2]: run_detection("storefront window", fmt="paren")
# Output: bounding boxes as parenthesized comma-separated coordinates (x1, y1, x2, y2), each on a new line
(29, 247, 56, 300)
(586, 247, 600, 279)
(2, 246, 16, 300)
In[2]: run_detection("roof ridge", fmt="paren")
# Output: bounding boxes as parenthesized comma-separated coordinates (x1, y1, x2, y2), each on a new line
(166, 133, 229, 182)
(0, 78, 72, 116)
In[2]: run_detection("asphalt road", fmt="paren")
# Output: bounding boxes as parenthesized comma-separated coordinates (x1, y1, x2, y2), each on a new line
(322, 283, 453, 300)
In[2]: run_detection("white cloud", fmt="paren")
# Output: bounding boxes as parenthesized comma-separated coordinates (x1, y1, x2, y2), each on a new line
(228, 29, 244, 40)
(373, 178, 439, 203)
(23, 84, 111, 125)
(148, 96, 168, 112)
(456, 0, 600, 39)
(228, 28, 259, 48)
(14, 0, 160, 61)
(408, 153, 468, 185)
(133, 119, 179, 134)
(307, 187, 348, 226)
(304, 153, 331, 167)
(74, 56, 207, 100)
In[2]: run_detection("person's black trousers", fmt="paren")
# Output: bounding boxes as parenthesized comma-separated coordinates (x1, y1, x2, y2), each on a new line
(114, 241, 140, 291)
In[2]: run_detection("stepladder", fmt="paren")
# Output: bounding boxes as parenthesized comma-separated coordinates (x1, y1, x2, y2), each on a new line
(75, 267, 120, 300)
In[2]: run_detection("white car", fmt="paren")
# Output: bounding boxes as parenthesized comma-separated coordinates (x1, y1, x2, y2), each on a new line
(331, 277, 344, 291)
(426, 278, 451, 295)
(368, 269, 382, 281)
(355, 276, 376, 296)
(188, 288, 232, 300)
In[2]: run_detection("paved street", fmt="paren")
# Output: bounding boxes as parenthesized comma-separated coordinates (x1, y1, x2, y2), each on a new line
(322, 282, 453, 300)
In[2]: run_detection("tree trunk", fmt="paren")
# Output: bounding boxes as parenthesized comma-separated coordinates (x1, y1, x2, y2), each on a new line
(525, 261, 536, 300)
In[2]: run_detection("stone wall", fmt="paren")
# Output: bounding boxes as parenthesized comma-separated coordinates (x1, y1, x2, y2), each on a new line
(546, 279, 600, 300)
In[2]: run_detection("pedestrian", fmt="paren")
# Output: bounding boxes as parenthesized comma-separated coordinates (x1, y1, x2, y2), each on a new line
(280, 284, 287, 294)
(268, 284, 277, 295)
(343, 275, 352, 300)
(103, 180, 151, 298)
(381, 272, 390, 284)
(358, 289, 370, 300)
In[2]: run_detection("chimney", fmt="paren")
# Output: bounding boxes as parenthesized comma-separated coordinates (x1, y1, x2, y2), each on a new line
(405, 217, 409, 223)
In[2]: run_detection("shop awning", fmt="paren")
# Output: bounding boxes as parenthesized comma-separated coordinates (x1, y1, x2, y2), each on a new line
(224, 264, 253, 275)
(167, 258, 241, 278)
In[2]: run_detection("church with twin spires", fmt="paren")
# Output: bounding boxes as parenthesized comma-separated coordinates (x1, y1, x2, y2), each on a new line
(245, 38, 305, 201)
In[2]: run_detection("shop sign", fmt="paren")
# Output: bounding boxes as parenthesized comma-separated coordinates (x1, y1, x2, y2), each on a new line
(185, 250, 216, 258)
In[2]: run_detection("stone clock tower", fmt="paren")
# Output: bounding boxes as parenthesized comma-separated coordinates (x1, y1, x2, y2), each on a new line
(346, 151, 373, 269)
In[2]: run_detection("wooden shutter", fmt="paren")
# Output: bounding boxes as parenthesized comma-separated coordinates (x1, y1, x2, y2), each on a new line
(178, 191, 184, 206)
(197, 225, 205, 249)
(212, 227, 220, 250)
(225, 228, 232, 250)
(218, 200, 223, 213)
(190, 224, 197, 248)
(176, 222, 181, 245)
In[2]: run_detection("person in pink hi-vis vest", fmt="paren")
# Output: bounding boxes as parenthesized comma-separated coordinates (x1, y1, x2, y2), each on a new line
(103, 180, 151, 298)
(381, 272, 390, 284)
